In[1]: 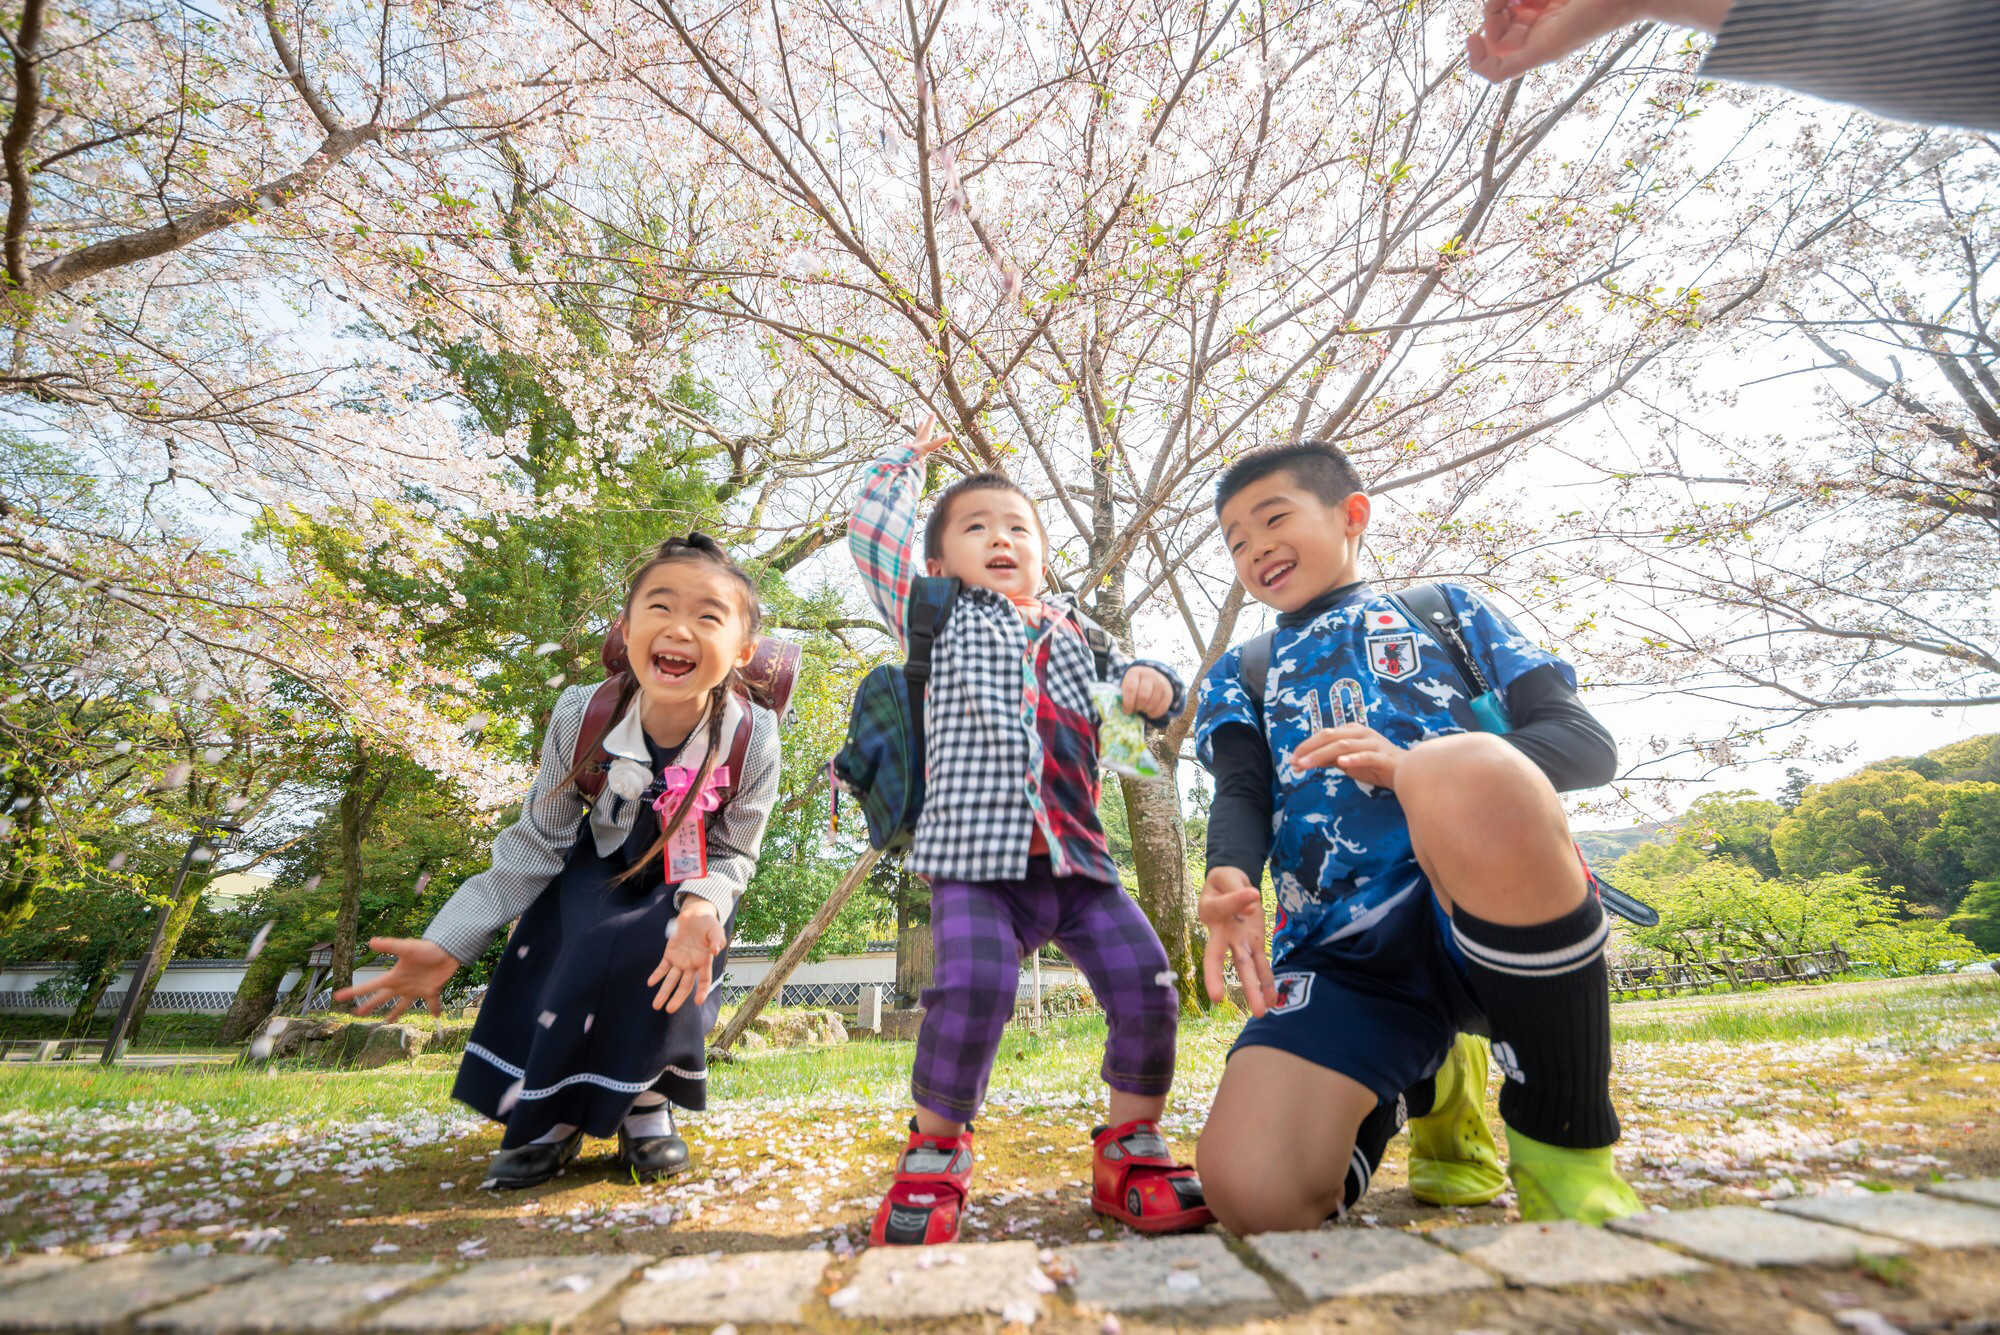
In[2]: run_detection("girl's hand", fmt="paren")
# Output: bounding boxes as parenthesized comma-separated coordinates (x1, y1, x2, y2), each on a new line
(1120, 665, 1172, 720)
(1200, 867, 1276, 1015)
(650, 899, 727, 1013)
(1290, 723, 1404, 789)
(333, 938, 459, 1022)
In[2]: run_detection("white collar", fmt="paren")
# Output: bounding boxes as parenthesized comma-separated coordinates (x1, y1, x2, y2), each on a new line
(587, 689, 747, 857)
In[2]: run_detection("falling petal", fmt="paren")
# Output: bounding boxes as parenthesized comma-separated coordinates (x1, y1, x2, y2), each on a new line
(466, 713, 491, 735)
(304, 875, 323, 893)
(0, 816, 13, 838)
(224, 795, 249, 813)
(193, 684, 213, 703)
(160, 763, 191, 789)
(583, 1014, 594, 1033)
(107, 853, 128, 871)
(538, 1011, 557, 1029)
(1001, 269, 1024, 301)
(113, 740, 132, 754)
(1153, 971, 1175, 988)
(497, 1080, 523, 1114)
(203, 748, 224, 764)
(248, 1036, 275, 1061)
(146, 694, 169, 711)
(546, 674, 566, 689)
(246, 922, 275, 961)
(517, 945, 530, 959)
(191, 846, 214, 864)
(535, 642, 561, 656)
(413, 872, 432, 895)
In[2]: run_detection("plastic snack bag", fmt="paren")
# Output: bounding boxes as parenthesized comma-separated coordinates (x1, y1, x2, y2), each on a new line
(1090, 682, 1162, 780)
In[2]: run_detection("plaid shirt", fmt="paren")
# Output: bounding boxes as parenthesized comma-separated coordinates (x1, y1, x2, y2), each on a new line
(848, 440, 1184, 885)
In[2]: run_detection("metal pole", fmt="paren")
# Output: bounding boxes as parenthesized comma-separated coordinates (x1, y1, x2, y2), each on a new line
(101, 833, 200, 1066)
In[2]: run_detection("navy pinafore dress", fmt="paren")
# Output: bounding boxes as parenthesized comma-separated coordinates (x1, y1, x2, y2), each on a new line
(454, 731, 734, 1148)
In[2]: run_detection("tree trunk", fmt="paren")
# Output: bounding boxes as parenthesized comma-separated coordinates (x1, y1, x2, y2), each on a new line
(218, 948, 292, 1044)
(1120, 753, 1199, 1011)
(0, 792, 47, 932)
(67, 951, 119, 1033)
(330, 754, 392, 994)
(126, 865, 213, 1039)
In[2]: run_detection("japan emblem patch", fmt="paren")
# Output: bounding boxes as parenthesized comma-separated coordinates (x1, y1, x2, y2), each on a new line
(1366, 630, 1421, 682)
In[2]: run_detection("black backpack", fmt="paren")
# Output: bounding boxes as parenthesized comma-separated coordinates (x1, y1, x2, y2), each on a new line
(831, 578, 1117, 851)
(1236, 583, 1658, 927)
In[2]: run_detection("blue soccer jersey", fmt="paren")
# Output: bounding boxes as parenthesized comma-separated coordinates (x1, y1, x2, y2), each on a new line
(1194, 583, 1573, 965)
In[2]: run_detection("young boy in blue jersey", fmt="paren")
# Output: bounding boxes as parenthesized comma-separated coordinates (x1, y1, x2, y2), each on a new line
(1191, 439, 1641, 1233)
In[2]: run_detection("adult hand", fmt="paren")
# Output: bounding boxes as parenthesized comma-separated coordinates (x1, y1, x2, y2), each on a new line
(1200, 867, 1277, 1016)
(650, 899, 727, 1013)
(1291, 723, 1404, 789)
(332, 938, 459, 1023)
(1120, 665, 1173, 721)
(1466, 0, 1731, 83)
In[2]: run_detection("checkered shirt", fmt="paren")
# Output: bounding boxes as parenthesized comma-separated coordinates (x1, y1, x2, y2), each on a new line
(848, 439, 1184, 884)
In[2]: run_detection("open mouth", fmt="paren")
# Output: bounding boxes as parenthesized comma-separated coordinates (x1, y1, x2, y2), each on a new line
(651, 651, 696, 680)
(1259, 560, 1296, 590)
(985, 556, 1017, 571)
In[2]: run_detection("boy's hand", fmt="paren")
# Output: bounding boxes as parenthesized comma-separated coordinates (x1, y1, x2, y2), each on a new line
(1120, 665, 1172, 720)
(650, 899, 728, 1013)
(333, 938, 459, 1023)
(1291, 723, 1404, 789)
(912, 412, 951, 459)
(1200, 867, 1277, 1016)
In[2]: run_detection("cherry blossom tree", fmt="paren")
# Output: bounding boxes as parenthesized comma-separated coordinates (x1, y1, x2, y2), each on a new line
(499, 0, 1890, 993)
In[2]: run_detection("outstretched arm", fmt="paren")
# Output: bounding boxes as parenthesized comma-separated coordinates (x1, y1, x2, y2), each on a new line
(1467, 0, 1729, 82)
(848, 414, 951, 649)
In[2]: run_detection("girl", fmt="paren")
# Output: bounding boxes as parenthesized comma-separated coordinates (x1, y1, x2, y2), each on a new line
(338, 534, 782, 1189)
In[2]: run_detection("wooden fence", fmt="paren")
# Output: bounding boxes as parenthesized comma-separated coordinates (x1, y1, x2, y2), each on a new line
(1610, 947, 1856, 998)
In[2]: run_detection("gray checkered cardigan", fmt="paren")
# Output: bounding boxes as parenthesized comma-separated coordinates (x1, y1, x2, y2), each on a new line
(423, 684, 781, 965)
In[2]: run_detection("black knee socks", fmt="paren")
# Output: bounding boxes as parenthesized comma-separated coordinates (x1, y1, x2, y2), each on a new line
(1450, 894, 1619, 1149)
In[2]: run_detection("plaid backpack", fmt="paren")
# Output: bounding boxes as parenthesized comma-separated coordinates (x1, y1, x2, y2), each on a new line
(831, 578, 1117, 851)
(831, 576, 962, 851)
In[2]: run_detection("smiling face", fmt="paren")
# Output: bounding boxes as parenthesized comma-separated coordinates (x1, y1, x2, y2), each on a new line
(1218, 468, 1370, 613)
(926, 485, 1046, 601)
(618, 561, 757, 718)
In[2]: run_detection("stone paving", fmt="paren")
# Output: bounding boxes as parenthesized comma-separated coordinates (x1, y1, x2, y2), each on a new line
(0, 1180, 1994, 1331)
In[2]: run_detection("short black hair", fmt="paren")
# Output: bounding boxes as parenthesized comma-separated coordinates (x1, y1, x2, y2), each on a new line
(924, 471, 1045, 562)
(1213, 440, 1365, 515)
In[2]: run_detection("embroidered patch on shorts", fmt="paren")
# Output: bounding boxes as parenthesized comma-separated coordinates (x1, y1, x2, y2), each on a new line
(1269, 971, 1314, 1015)
(1366, 631, 1421, 682)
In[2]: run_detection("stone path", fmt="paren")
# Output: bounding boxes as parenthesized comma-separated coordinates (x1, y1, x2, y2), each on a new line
(0, 1181, 1995, 1331)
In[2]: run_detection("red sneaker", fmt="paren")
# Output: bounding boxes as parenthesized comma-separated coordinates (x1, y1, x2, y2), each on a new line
(870, 1123, 976, 1246)
(1091, 1120, 1213, 1234)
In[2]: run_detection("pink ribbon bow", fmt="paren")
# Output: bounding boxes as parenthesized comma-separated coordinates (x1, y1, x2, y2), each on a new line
(652, 764, 731, 820)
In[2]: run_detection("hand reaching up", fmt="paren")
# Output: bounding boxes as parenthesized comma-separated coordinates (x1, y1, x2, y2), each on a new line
(912, 412, 951, 460)
(1467, 0, 1731, 84)
(332, 937, 459, 1023)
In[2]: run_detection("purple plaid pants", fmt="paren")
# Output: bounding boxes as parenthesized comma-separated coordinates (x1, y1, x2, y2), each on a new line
(913, 857, 1179, 1122)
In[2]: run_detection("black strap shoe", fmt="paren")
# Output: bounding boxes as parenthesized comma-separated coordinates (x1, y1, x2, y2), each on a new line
(483, 1128, 584, 1190)
(617, 1123, 691, 1181)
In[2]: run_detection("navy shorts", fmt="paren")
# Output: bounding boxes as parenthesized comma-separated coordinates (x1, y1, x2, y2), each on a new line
(1231, 875, 1488, 1104)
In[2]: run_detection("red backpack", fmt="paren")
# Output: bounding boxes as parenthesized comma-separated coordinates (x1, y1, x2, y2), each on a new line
(571, 625, 801, 805)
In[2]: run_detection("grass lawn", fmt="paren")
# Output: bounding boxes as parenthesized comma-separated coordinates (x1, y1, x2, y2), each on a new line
(2, 974, 1994, 1264)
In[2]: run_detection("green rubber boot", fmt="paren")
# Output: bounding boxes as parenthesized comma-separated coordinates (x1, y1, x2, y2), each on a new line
(1406, 1034, 1506, 1207)
(1504, 1127, 1643, 1225)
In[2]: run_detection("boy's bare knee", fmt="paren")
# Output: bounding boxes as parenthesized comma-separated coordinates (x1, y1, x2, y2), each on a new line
(1198, 1133, 1333, 1236)
(1400, 733, 1558, 829)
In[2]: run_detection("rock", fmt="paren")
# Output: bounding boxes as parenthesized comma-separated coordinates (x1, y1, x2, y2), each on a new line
(1245, 1229, 1496, 1300)
(1059, 1235, 1278, 1313)
(836, 1241, 1043, 1321)
(746, 1008, 847, 1048)
(141, 1263, 441, 1333)
(1920, 1176, 2000, 1209)
(0, 1254, 276, 1332)
(344, 1023, 433, 1069)
(877, 1007, 926, 1042)
(1430, 1219, 1708, 1287)
(1775, 1191, 2000, 1248)
(364, 1255, 645, 1333)
(620, 1252, 829, 1328)
(248, 1016, 340, 1062)
(1610, 1205, 1909, 1268)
